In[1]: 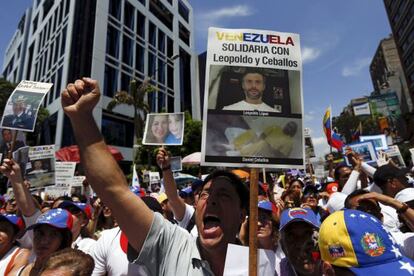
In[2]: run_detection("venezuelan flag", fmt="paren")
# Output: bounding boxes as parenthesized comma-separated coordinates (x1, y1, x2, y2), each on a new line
(323, 107, 344, 150)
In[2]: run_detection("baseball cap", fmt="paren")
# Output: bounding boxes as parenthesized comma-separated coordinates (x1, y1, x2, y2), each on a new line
(279, 207, 320, 231)
(58, 201, 94, 220)
(157, 192, 168, 204)
(319, 209, 414, 275)
(373, 164, 410, 188)
(258, 200, 272, 212)
(27, 208, 73, 231)
(326, 182, 339, 195)
(179, 186, 193, 198)
(0, 214, 25, 232)
(395, 188, 414, 203)
(191, 179, 203, 193)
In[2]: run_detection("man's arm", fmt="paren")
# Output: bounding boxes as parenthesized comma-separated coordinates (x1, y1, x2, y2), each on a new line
(359, 192, 414, 231)
(156, 148, 186, 220)
(0, 159, 38, 216)
(62, 78, 153, 252)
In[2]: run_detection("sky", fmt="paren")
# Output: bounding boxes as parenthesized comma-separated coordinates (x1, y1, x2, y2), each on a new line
(0, 1, 392, 158)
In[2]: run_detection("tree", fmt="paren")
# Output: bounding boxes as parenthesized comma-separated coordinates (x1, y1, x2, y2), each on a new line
(333, 113, 380, 144)
(107, 79, 155, 142)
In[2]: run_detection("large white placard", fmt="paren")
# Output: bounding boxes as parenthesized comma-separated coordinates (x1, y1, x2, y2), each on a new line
(201, 27, 304, 169)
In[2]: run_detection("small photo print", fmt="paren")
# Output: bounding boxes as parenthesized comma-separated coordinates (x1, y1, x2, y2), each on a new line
(142, 112, 185, 146)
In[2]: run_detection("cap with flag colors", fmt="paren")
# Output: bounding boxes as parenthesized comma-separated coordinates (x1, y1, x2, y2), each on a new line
(323, 106, 344, 150)
(319, 209, 414, 275)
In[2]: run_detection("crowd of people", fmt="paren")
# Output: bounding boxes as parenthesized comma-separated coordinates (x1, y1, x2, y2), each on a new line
(0, 77, 413, 275)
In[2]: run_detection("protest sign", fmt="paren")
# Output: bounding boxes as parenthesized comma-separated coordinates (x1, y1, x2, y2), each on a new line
(170, 156, 182, 172)
(223, 244, 276, 275)
(142, 112, 185, 146)
(12, 146, 29, 176)
(45, 186, 71, 199)
(344, 141, 377, 166)
(71, 176, 86, 195)
(384, 145, 406, 168)
(201, 27, 304, 169)
(55, 162, 76, 185)
(360, 134, 388, 151)
(26, 145, 55, 189)
(0, 129, 26, 159)
(0, 81, 52, 132)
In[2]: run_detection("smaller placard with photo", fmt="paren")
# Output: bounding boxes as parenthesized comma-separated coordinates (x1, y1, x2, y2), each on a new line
(26, 145, 56, 189)
(170, 156, 182, 172)
(0, 81, 52, 132)
(384, 145, 406, 168)
(360, 135, 388, 151)
(344, 141, 377, 166)
(142, 113, 185, 146)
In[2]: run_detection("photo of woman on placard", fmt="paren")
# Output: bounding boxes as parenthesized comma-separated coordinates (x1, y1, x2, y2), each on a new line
(144, 114, 169, 144)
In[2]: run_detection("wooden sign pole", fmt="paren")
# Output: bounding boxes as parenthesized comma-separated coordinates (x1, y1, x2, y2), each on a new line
(249, 168, 259, 276)
(7, 130, 18, 159)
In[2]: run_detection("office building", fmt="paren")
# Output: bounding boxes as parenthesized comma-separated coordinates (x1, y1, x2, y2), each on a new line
(383, 1, 414, 105)
(2, 0, 199, 166)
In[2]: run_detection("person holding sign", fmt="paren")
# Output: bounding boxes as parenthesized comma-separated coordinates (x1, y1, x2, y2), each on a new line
(61, 77, 249, 275)
(2, 96, 34, 130)
(222, 69, 277, 112)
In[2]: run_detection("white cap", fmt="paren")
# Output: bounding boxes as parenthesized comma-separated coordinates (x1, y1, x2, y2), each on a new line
(395, 188, 414, 203)
(326, 192, 347, 213)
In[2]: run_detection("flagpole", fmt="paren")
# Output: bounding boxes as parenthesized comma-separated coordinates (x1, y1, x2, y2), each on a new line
(329, 105, 333, 154)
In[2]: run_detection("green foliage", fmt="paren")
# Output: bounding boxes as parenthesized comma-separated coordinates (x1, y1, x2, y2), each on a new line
(333, 113, 380, 144)
(0, 78, 16, 116)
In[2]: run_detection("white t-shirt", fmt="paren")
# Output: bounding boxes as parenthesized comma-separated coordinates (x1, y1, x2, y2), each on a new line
(0, 246, 21, 275)
(90, 227, 149, 276)
(223, 100, 277, 112)
(72, 235, 96, 255)
(175, 204, 198, 237)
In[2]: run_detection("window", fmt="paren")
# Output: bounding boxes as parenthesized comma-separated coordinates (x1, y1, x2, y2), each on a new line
(179, 23, 190, 45)
(158, 59, 165, 84)
(121, 73, 131, 91)
(148, 52, 156, 77)
(101, 114, 134, 147)
(167, 65, 174, 89)
(149, 0, 173, 30)
(157, 88, 166, 112)
(149, 22, 156, 47)
(158, 30, 165, 53)
(124, 1, 135, 30)
(58, 1, 64, 24)
(104, 65, 118, 97)
(109, 0, 121, 19)
(54, 34, 60, 63)
(42, 0, 53, 20)
(106, 25, 120, 58)
(178, 0, 189, 22)
(136, 11, 145, 38)
(179, 48, 192, 112)
(122, 35, 133, 66)
(135, 43, 144, 72)
(32, 15, 38, 33)
(167, 36, 173, 58)
(167, 94, 174, 112)
(60, 26, 67, 57)
(49, 73, 55, 104)
(55, 67, 62, 99)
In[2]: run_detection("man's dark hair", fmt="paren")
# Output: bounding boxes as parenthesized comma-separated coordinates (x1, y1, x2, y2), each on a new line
(241, 68, 266, 84)
(334, 164, 349, 181)
(201, 170, 249, 211)
(344, 189, 369, 209)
